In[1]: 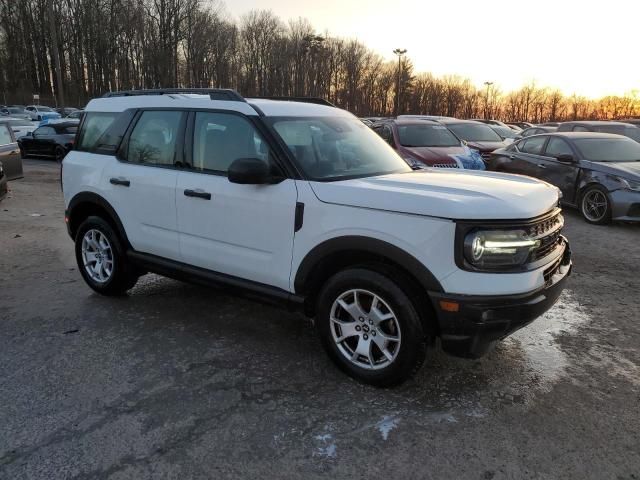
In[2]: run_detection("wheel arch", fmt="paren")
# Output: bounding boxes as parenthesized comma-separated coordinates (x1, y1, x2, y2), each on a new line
(67, 192, 130, 248)
(294, 236, 443, 333)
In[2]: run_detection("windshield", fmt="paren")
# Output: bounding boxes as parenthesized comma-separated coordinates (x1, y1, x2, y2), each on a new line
(397, 124, 459, 147)
(447, 123, 503, 142)
(574, 138, 640, 162)
(491, 126, 517, 139)
(269, 116, 411, 181)
(38, 106, 53, 112)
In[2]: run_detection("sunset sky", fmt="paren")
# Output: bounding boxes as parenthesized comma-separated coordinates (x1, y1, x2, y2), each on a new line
(225, 0, 639, 99)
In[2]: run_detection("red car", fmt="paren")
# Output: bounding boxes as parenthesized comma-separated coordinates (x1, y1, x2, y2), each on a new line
(437, 118, 508, 164)
(371, 119, 464, 168)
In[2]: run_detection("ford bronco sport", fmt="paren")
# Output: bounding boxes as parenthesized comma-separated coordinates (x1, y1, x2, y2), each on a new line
(62, 89, 571, 386)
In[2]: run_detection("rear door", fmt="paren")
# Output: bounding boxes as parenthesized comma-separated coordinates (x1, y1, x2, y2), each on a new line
(101, 110, 185, 261)
(0, 124, 22, 179)
(175, 111, 298, 290)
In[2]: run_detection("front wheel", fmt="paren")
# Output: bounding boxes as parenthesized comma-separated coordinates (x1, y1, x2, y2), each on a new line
(580, 185, 612, 225)
(75, 216, 139, 295)
(316, 268, 426, 387)
(54, 146, 66, 162)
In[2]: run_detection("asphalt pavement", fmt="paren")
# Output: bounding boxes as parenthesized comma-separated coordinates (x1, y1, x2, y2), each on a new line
(1, 160, 639, 479)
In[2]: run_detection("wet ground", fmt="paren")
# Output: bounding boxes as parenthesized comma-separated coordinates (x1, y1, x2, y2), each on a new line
(1, 160, 639, 479)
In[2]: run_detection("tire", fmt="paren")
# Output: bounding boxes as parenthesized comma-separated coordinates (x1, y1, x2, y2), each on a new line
(316, 268, 426, 387)
(19, 145, 26, 158)
(580, 185, 612, 225)
(54, 146, 66, 162)
(74, 216, 139, 295)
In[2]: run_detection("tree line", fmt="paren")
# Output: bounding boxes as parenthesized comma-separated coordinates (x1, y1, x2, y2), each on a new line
(0, 0, 638, 122)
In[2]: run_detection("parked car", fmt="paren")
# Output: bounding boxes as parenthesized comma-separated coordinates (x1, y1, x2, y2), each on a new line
(557, 121, 640, 143)
(56, 107, 80, 116)
(473, 119, 513, 130)
(1, 118, 37, 139)
(516, 126, 558, 139)
(62, 88, 571, 386)
(540, 122, 561, 127)
(1, 107, 32, 120)
(489, 132, 640, 224)
(371, 118, 483, 169)
(398, 114, 456, 121)
(508, 122, 534, 130)
(66, 110, 84, 120)
(617, 118, 640, 127)
(0, 161, 7, 200)
(488, 125, 518, 142)
(18, 121, 77, 161)
(436, 119, 508, 163)
(24, 105, 62, 122)
(0, 119, 24, 180)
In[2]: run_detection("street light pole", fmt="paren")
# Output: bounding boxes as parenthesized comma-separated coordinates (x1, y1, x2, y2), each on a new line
(393, 48, 407, 116)
(484, 81, 493, 119)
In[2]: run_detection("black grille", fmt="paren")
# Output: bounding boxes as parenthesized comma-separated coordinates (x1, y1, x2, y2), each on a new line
(432, 163, 459, 168)
(480, 152, 492, 161)
(528, 212, 564, 261)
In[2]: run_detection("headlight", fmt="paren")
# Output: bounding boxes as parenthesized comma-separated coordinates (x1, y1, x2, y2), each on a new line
(464, 228, 541, 269)
(614, 176, 640, 192)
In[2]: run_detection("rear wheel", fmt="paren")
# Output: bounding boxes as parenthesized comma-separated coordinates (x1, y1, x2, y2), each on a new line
(75, 216, 139, 295)
(316, 268, 426, 387)
(580, 185, 611, 225)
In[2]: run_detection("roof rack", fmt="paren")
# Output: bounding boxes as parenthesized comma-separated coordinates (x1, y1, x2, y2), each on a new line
(251, 96, 336, 107)
(101, 88, 246, 102)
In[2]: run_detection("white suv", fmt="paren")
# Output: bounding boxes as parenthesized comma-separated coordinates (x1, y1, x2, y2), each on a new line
(62, 89, 572, 386)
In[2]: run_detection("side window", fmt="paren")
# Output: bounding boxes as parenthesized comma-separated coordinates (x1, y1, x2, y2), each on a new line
(520, 136, 547, 155)
(127, 111, 183, 166)
(545, 137, 573, 158)
(192, 112, 269, 174)
(0, 125, 13, 145)
(572, 125, 589, 132)
(34, 126, 54, 136)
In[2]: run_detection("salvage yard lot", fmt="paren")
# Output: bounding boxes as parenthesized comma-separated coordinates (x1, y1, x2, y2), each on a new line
(1, 160, 639, 479)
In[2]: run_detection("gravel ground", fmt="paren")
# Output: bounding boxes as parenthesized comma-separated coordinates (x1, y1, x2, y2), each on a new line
(0, 160, 639, 480)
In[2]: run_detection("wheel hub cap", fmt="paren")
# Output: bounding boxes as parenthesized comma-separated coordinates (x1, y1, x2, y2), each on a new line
(81, 229, 114, 283)
(330, 289, 401, 370)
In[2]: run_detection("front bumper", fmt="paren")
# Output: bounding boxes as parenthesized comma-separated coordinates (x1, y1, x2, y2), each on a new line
(429, 238, 572, 358)
(610, 189, 640, 222)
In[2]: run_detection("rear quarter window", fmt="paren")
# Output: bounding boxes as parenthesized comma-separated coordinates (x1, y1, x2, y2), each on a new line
(77, 111, 134, 154)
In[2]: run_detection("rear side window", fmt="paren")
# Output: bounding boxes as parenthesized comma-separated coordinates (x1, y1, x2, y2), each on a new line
(520, 136, 547, 154)
(127, 111, 183, 166)
(0, 125, 12, 145)
(545, 137, 573, 157)
(572, 125, 590, 132)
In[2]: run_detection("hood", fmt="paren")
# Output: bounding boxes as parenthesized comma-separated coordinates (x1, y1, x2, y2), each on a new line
(466, 140, 506, 152)
(401, 145, 465, 164)
(310, 170, 559, 220)
(584, 160, 640, 181)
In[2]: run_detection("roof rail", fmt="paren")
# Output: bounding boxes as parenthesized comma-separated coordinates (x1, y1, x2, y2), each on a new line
(251, 96, 336, 107)
(101, 88, 246, 102)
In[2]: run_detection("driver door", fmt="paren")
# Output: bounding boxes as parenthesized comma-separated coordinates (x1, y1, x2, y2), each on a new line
(176, 111, 298, 291)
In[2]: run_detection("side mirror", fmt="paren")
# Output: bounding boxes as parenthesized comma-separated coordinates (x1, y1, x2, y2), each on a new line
(556, 153, 575, 163)
(228, 158, 278, 185)
(26, 131, 32, 136)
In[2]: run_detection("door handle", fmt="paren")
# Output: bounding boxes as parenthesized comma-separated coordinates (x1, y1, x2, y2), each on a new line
(10, 150, 18, 155)
(537, 164, 547, 169)
(110, 177, 130, 187)
(509, 155, 515, 160)
(184, 189, 211, 200)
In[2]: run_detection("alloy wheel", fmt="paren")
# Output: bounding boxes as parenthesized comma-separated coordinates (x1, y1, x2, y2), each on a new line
(329, 289, 401, 370)
(582, 189, 608, 222)
(81, 229, 114, 283)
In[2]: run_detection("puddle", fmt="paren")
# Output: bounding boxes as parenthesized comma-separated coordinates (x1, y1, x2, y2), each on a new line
(507, 290, 591, 389)
(376, 415, 400, 440)
(313, 433, 337, 458)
